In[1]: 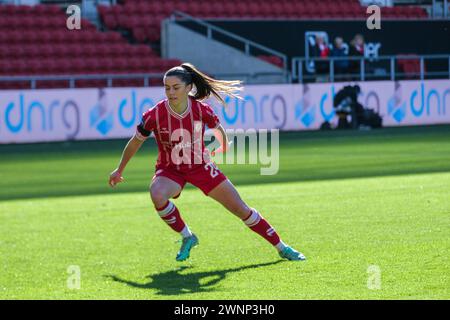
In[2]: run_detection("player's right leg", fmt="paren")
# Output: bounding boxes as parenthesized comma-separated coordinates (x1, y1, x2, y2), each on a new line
(150, 175, 198, 261)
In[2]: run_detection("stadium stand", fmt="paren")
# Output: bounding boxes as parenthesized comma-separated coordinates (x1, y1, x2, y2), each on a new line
(97, 0, 428, 70)
(0, 1, 432, 89)
(98, 0, 429, 44)
(0, 3, 182, 89)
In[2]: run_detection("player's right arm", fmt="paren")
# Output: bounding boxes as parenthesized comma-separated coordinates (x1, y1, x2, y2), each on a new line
(109, 135, 144, 187)
(109, 108, 156, 188)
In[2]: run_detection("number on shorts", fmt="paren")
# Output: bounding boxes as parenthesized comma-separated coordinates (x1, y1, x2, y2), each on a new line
(204, 162, 219, 178)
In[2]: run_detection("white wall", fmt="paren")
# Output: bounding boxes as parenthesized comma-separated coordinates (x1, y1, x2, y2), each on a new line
(0, 79, 449, 144)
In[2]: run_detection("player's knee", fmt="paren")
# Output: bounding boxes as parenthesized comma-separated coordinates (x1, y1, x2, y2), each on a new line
(149, 186, 168, 207)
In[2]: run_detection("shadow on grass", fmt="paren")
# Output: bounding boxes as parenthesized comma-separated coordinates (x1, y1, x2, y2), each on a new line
(106, 260, 284, 296)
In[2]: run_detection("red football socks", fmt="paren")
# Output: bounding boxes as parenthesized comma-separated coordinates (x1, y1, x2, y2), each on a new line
(242, 208, 281, 246)
(156, 201, 187, 233)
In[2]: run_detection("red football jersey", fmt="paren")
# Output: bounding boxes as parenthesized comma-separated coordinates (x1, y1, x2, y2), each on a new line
(135, 96, 220, 172)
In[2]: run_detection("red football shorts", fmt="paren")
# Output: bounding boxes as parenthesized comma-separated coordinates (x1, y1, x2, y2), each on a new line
(152, 162, 228, 196)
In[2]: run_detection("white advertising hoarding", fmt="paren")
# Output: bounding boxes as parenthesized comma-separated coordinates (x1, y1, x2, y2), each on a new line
(1, 79, 449, 144)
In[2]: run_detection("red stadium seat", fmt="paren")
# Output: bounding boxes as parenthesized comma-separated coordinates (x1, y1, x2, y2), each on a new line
(16, 4, 34, 16)
(104, 12, 118, 29)
(0, 32, 10, 44)
(106, 32, 123, 44)
(147, 27, 161, 42)
(113, 78, 144, 88)
(81, 18, 97, 30)
(99, 58, 113, 73)
(174, 2, 189, 14)
(197, 4, 212, 18)
(133, 27, 148, 42)
(76, 79, 108, 88)
(44, 60, 62, 75)
(163, 1, 176, 15)
(111, 5, 123, 19)
(0, 81, 32, 90)
(222, 2, 238, 16)
(258, 2, 272, 17)
(83, 58, 102, 74)
(127, 59, 143, 73)
(52, 59, 70, 75)
(149, 77, 163, 86)
(111, 44, 129, 57)
(39, 44, 54, 58)
(35, 80, 68, 89)
(117, 15, 133, 29)
(3, 4, 17, 16)
(0, 46, 15, 59)
(186, 2, 201, 15)
(128, 44, 151, 57)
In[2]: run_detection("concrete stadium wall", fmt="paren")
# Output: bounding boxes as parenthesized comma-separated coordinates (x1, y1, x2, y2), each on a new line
(0, 79, 449, 144)
(161, 20, 286, 84)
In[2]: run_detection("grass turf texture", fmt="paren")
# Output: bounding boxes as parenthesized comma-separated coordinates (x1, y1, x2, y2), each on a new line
(0, 125, 449, 299)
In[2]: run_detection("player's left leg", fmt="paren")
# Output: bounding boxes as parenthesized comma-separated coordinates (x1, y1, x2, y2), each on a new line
(207, 179, 305, 261)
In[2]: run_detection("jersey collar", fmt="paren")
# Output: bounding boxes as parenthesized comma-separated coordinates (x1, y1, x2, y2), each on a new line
(165, 97, 192, 119)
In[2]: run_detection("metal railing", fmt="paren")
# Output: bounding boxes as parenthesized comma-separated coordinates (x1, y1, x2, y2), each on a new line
(169, 11, 288, 71)
(291, 54, 450, 83)
(0, 73, 163, 89)
(1, 57, 448, 89)
(0, 71, 291, 89)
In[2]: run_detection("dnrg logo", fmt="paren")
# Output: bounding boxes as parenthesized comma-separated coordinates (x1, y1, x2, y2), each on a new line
(410, 83, 449, 117)
(116, 90, 155, 128)
(213, 95, 287, 129)
(317, 83, 449, 125)
(2, 94, 80, 139)
(388, 82, 449, 123)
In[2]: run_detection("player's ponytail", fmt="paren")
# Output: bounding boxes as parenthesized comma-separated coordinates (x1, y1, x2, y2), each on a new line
(165, 63, 243, 106)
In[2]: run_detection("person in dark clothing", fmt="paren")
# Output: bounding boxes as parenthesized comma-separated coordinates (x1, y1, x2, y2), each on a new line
(330, 37, 349, 77)
(349, 34, 365, 79)
(333, 85, 365, 129)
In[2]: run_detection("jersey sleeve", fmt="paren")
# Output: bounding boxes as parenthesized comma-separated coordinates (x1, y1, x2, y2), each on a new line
(201, 103, 220, 129)
(135, 109, 156, 141)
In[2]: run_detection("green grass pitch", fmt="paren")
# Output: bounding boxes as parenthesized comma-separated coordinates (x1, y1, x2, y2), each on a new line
(0, 125, 449, 299)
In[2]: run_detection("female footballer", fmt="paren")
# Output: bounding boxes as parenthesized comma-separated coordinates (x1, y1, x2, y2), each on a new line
(108, 63, 305, 262)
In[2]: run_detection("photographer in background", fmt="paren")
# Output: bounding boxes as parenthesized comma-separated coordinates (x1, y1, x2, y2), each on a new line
(333, 85, 383, 130)
(333, 85, 365, 129)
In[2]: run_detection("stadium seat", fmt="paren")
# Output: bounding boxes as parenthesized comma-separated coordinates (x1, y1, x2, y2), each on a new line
(397, 54, 422, 79)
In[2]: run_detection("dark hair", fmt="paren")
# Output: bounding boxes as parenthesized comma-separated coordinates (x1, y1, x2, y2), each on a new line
(164, 63, 242, 105)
